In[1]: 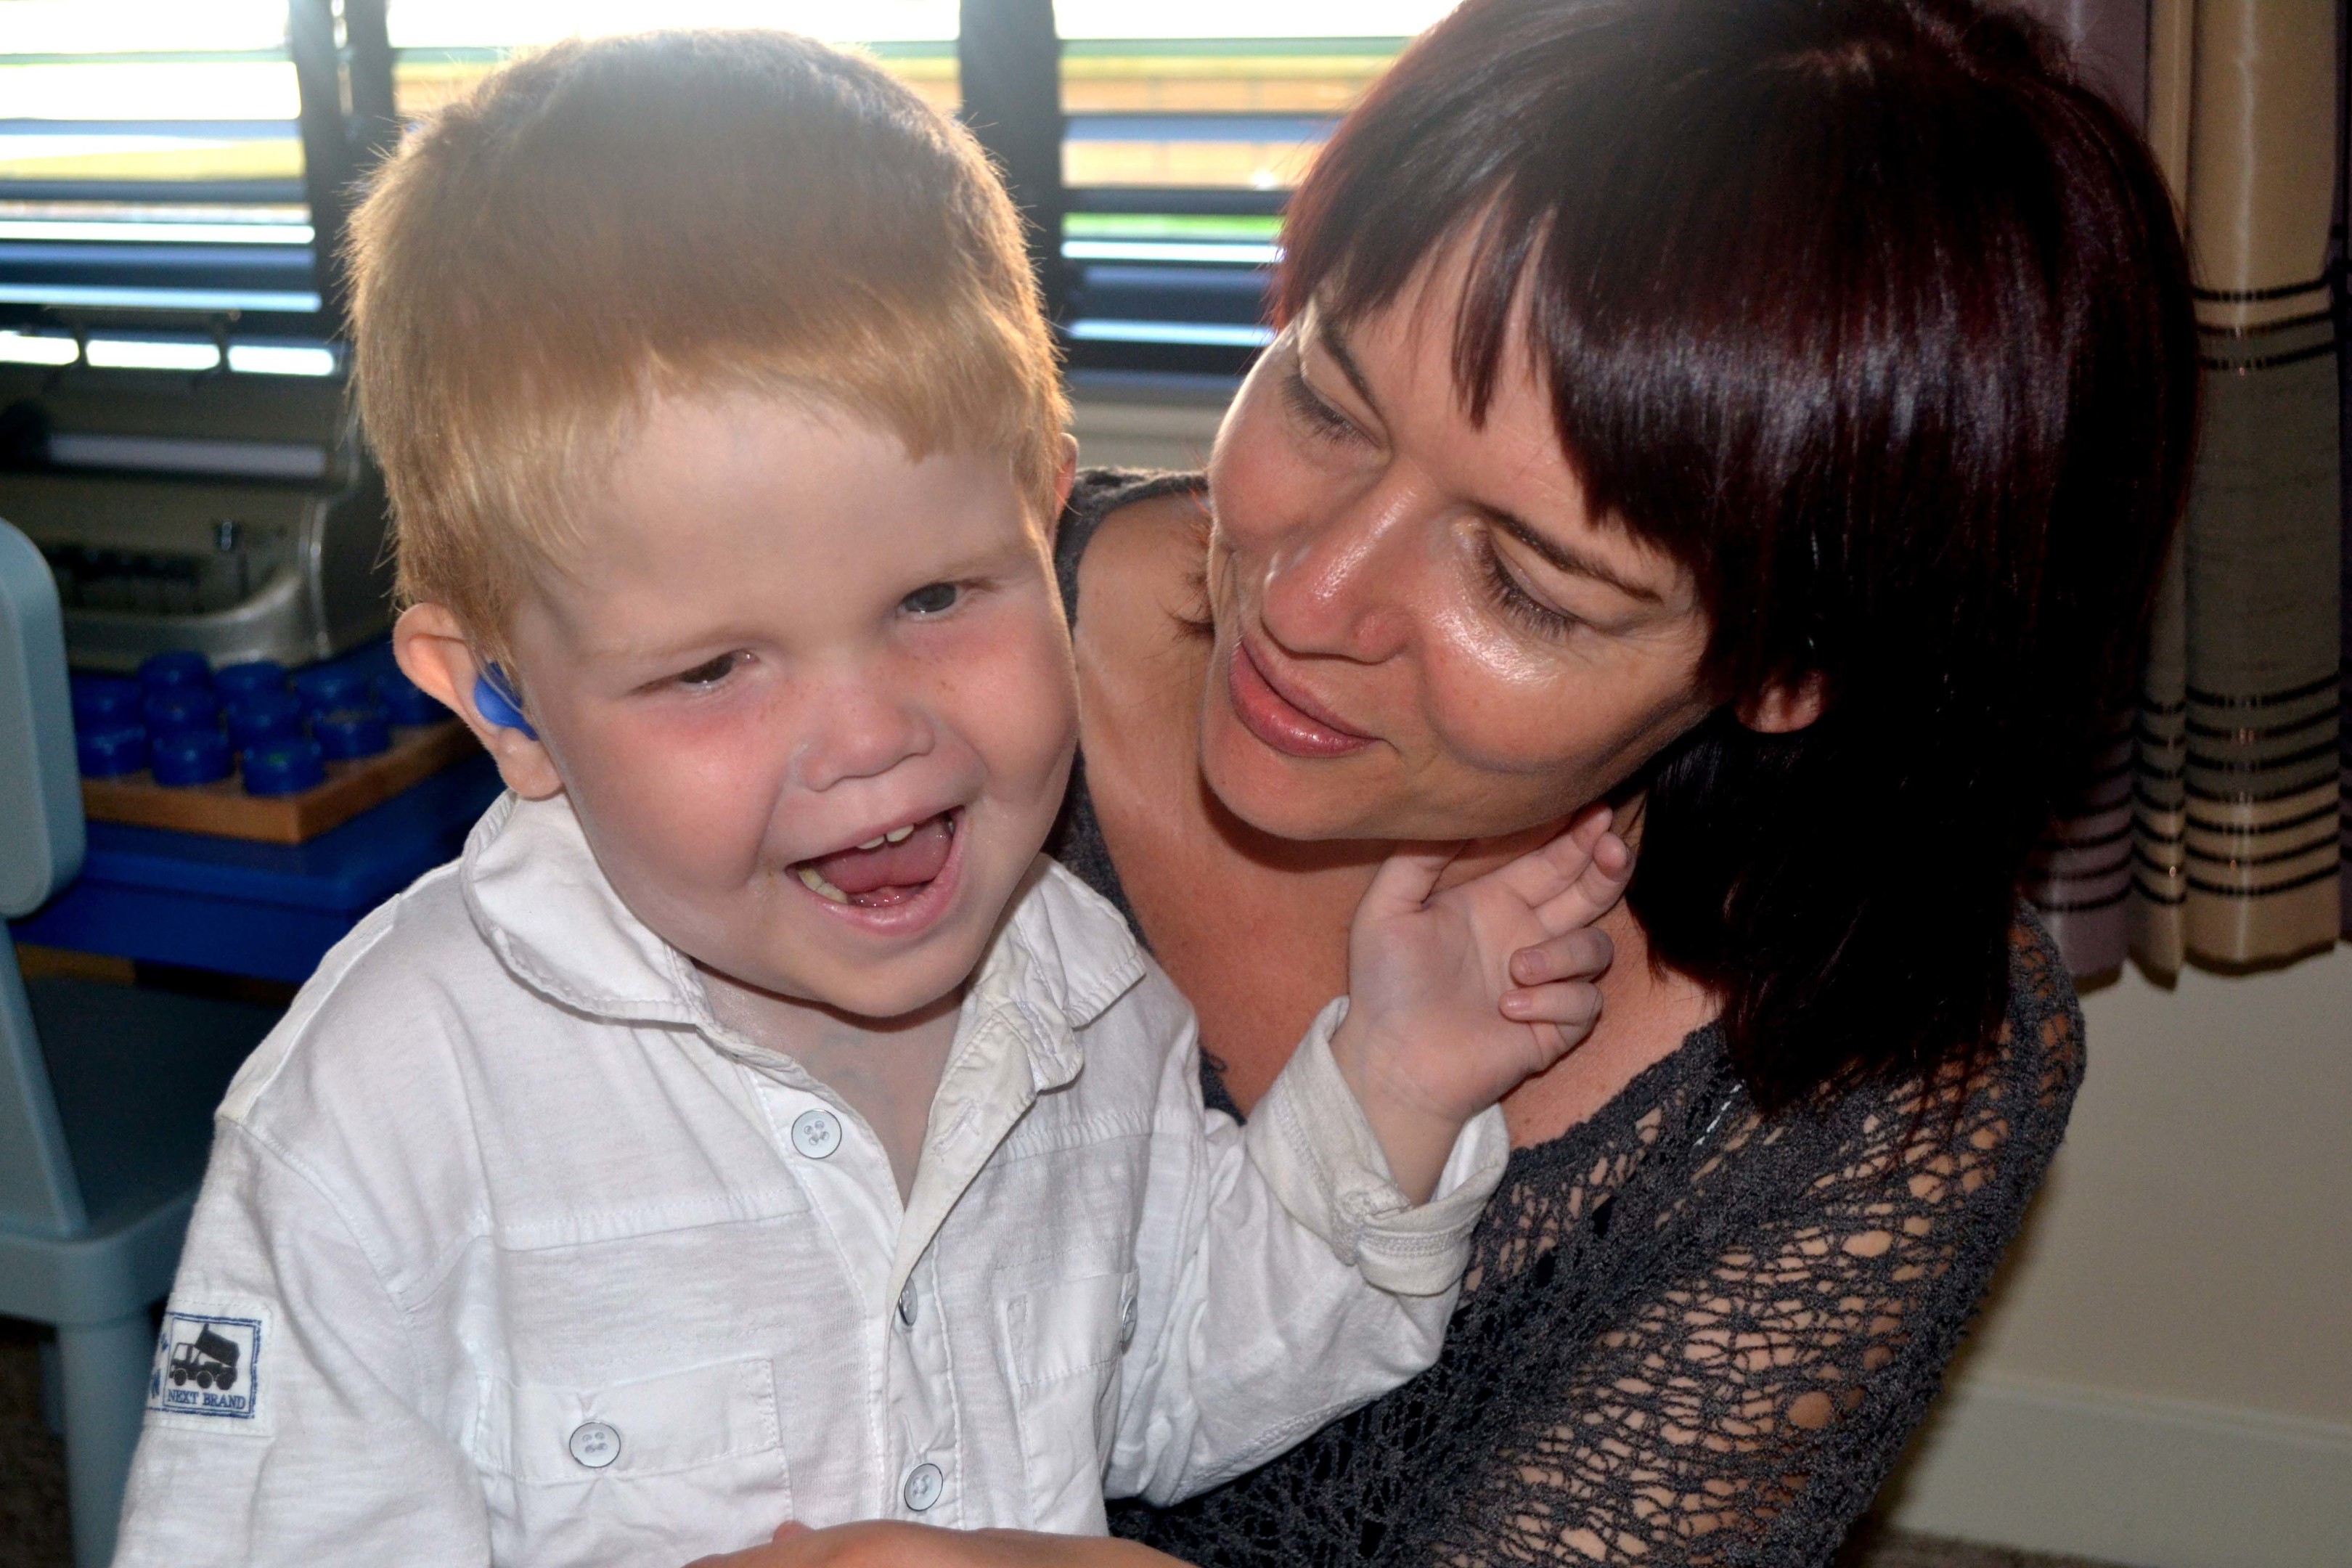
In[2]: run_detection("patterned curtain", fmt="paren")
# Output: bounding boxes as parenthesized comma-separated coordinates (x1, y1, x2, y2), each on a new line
(2025, 0, 2348, 977)
(2016, 1, 2154, 974)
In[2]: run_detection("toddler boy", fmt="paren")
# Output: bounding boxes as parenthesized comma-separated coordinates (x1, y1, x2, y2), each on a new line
(113, 31, 1625, 1568)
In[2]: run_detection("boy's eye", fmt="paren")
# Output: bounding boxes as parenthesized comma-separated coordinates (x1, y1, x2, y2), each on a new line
(674, 652, 742, 687)
(901, 582, 960, 616)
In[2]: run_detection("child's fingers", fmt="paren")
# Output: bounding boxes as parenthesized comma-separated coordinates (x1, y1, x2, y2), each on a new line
(1499, 979, 1603, 1032)
(1532, 830, 1633, 934)
(1360, 841, 1466, 920)
(1485, 804, 1614, 908)
(1508, 927, 1615, 988)
(1560, 800, 1614, 851)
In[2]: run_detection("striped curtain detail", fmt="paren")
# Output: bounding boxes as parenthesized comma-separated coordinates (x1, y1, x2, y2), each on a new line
(2021, 1, 2157, 973)
(2340, 0, 2352, 942)
(2028, 0, 2348, 976)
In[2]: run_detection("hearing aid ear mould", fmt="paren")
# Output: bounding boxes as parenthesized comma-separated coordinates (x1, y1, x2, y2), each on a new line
(473, 664, 538, 740)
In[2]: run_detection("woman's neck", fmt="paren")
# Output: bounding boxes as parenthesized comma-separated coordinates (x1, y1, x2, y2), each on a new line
(1108, 732, 1711, 1140)
(1415, 793, 1717, 1143)
(1499, 867, 1715, 1145)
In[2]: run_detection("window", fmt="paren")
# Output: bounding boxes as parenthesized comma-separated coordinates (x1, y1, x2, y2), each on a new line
(2, 4, 1447, 381)
(387, 2, 959, 121)
(0, 1, 331, 370)
(1053, 1, 1451, 376)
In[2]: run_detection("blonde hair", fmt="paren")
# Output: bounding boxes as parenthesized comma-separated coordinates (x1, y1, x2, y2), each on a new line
(348, 29, 1067, 656)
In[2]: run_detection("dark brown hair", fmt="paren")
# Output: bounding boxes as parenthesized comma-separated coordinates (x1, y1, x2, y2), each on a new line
(1278, 0, 2196, 1110)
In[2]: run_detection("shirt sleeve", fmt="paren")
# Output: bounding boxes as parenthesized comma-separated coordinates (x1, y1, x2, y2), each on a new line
(1106, 994, 1509, 1506)
(113, 1123, 491, 1568)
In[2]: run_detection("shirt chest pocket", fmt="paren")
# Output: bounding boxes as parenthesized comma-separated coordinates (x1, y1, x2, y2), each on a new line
(1000, 1266, 1140, 1532)
(475, 1356, 788, 1568)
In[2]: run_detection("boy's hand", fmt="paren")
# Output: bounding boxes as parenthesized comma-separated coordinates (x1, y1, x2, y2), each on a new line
(687, 1521, 1180, 1568)
(1330, 804, 1632, 1203)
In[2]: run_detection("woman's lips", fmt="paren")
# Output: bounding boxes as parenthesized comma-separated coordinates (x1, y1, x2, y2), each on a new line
(1227, 637, 1375, 758)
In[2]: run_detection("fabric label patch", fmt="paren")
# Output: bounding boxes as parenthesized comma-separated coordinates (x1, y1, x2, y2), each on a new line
(147, 1310, 265, 1424)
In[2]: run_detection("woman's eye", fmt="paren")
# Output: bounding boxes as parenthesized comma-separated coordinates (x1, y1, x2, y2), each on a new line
(901, 582, 960, 616)
(1281, 364, 1363, 446)
(1479, 537, 1583, 640)
(673, 652, 742, 688)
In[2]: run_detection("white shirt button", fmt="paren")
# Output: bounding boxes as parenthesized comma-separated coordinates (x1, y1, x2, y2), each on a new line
(1119, 1286, 1138, 1349)
(902, 1461, 944, 1512)
(791, 1108, 842, 1159)
(898, 1283, 918, 1327)
(568, 1421, 621, 1469)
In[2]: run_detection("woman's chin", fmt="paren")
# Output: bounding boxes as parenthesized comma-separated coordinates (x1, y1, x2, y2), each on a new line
(1197, 701, 1397, 843)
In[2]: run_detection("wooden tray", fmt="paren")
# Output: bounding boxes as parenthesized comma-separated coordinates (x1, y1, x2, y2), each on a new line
(82, 720, 483, 845)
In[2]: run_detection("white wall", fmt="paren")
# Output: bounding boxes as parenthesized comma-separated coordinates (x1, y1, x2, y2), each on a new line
(1883, 947, 2352, 1567)
(1070, 386, 2352, 1567)
(1968, 953, 2351, 1425)
(1069, 378, 1229, 474)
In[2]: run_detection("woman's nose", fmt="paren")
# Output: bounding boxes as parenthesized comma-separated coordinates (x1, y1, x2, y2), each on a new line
(790, 671, 936, 793)
(1254, 478, 1420, 663)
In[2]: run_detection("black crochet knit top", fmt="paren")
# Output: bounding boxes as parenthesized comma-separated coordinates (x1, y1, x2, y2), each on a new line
(1049, 471, 2086, 1567)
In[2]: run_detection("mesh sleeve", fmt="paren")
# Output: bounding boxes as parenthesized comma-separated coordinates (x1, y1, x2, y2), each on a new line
(1114, 921, 2083, 1568)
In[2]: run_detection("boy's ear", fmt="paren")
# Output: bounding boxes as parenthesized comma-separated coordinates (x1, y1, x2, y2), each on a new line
(392, 603, 565, 801)
(1734, 671, 1826, 735)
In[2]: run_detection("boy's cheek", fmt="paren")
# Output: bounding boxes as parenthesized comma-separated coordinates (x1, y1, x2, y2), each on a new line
(948, 610, 1080, 775)
(560, 727, 780, 901)
(548, 685, 770, 801)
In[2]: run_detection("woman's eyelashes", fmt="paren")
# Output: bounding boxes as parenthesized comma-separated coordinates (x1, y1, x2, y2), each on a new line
(1280, 362, 1364, 446)
(1478, 535, 1583, 640)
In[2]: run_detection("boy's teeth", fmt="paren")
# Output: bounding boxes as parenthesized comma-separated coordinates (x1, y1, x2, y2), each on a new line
(796, 865, 849, 904)
(847, 822, 922, 853)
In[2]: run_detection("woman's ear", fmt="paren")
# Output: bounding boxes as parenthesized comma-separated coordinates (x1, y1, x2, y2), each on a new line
(392, 603, 565, 801)
(1042, 433, 1080, 547)
(1735, 672, 1826, 735)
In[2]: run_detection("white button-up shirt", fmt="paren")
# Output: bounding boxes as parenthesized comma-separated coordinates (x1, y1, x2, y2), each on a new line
(115, 793, 1507, 1568)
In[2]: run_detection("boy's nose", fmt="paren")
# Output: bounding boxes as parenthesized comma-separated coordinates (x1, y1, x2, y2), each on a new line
(790, 677, 936, 793)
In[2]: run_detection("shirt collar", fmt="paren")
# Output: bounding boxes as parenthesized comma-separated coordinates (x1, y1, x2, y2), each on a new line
(460, 791, 1148, 1074)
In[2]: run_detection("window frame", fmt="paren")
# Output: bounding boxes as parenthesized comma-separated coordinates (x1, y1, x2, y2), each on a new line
(0, 0, 396, 356)
(4, 4, 1338, 381)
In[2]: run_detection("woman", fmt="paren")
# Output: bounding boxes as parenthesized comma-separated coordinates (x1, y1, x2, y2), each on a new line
(709, 0, 2194, 1561)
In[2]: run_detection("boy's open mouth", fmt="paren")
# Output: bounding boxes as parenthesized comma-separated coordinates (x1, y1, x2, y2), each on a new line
(792, 812, 957, 907)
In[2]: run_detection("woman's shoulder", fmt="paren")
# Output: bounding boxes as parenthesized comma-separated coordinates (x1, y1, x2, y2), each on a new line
(1048, 468, 1209, 952)
(1055, 467, 1208, 626)
(1920, 906, 2086, 1151)
(1783, 906, 2084, 1225)
(1992, 905, 2088, 1117)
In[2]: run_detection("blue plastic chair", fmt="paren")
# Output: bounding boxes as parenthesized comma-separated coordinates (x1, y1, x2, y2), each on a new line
(1, 519, 282, 1568)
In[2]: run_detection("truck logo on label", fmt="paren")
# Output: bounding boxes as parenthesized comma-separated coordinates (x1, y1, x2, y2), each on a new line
(147, 1312, 262, 1421)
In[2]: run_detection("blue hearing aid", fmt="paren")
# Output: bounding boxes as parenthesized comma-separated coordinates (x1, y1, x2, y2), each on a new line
(473, 662, 537, 740)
